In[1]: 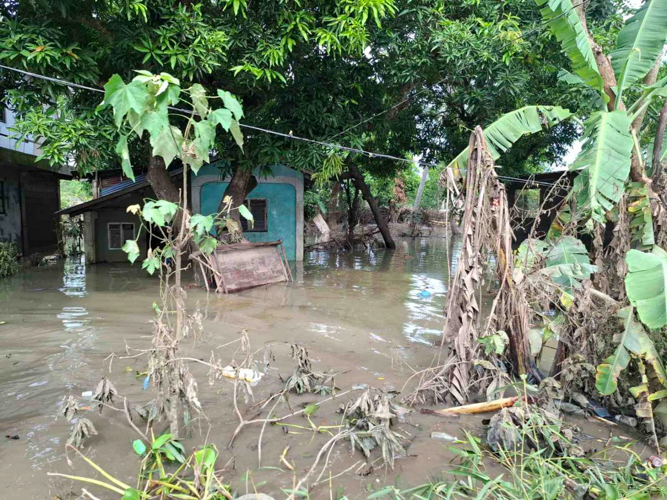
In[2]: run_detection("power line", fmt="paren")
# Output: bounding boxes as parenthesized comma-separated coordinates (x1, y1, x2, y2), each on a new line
(0, 62, 559, 187)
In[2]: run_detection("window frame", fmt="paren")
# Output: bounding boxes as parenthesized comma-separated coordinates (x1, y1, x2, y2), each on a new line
(107, 222, 135, 250)
(241, 198, 269, 233)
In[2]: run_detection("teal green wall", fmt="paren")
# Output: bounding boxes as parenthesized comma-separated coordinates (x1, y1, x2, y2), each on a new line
(200, 182, 297, 259)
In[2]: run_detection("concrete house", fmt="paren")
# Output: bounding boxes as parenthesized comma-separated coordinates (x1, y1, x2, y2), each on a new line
(57, 162, 304, 263)
(0, 108, 70, 255)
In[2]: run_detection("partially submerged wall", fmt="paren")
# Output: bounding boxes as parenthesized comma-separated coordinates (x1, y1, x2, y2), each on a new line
(192, 164, 304, 261)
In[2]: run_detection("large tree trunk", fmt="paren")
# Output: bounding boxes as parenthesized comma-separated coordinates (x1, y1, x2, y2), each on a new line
(348, 163, 396, 249)
(146, 156, 180, 203)
(216, 166, 257, 229)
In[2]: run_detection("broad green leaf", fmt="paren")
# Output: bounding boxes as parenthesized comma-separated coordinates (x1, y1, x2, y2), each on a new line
(304, 403, 319, 416)
(446, 106, 571, 175)
(188, 120, 215, 173)
(194, 446, 218, 469)
(142, 256, 160, 275)
(132, 439, 147, 456)
(209, 108, 233, 131)
(115, 135, 134, 181)
(194, 119, 216, 147)
(610, 0, 667, 94)
(163, 442, 185, 463)
(535, 0, 603, 90)
(596, 306, 640, 395)
(122, 240, 140, 264)
(217, 90, 244, 120)
(142, 200, 178, 227)
(122, 488, 141, 500)
(198, 236, 219, 255)
(136, 111, 182, 166)
(152, 433, 173, 450)
(190, 83, 208, 117)
(626, 246, 667, 329)
(190, 214, 214, 236)
(238, 203, 253, 223)
(101, 74, 148, 128)
(540, 236, 597, 289)
(571, 110, 633, 223)
(230, 120, 244, 150)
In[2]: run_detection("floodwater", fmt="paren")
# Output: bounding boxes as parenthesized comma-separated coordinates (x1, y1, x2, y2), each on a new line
(0, 238, 640, 499)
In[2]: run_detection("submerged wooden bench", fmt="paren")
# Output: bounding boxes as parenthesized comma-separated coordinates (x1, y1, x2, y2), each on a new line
(190, 240, 292, 293)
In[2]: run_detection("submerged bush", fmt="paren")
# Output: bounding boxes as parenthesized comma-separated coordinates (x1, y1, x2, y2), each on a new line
(0, 242, 19, 278)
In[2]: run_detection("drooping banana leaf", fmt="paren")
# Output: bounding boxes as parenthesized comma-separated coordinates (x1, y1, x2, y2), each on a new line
(627, 182, 655, 249)
(535, 0, 603, 90)
(447, 105, 572, 175)
(610, 0, 667, 96)
(540, 235, 597, 289)
(626, 246, 667, 329)
(570, 110, 633, 223)
(595, 306, 661, 395)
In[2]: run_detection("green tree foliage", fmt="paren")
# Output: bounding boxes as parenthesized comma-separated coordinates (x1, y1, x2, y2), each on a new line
(60, 180, 92, 209)
(1, 0, 595, 209)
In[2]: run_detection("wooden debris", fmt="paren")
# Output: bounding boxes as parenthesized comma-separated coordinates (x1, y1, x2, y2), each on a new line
(429, 396, 519, 416)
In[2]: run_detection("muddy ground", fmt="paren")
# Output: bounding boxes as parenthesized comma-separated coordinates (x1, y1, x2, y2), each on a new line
(0, 238, 649, 499)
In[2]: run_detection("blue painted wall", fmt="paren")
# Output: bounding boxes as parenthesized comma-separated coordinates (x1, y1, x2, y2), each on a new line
(200, 182, 297, 259)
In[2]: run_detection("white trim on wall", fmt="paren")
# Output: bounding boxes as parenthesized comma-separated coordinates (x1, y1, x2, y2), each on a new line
(191, 173, 304, 261)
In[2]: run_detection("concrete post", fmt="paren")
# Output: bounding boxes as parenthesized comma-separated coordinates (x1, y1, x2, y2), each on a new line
(82, 211, 96, 264)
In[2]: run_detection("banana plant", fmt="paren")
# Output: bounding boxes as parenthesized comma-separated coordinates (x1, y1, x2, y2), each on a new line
(447, 0, 667, 233)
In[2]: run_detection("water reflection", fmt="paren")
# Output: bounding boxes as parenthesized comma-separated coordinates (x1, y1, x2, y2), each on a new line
(59, 254, 86, 297)
(305, 237, 459, 345)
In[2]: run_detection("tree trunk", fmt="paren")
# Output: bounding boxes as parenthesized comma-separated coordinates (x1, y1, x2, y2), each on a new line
(146, 156, 180, 203)
(631, 59, 661, 131)
(348, 163, 396, 249)
(216, 167, 257, 237)
(345, 180, 360, 242)
(146, 155, 185, 234)
(327, 181, 340, 231)
(652, 100, 667, 181)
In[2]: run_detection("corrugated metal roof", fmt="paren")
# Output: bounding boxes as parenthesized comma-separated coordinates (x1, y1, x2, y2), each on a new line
(101, 174, 146, 196)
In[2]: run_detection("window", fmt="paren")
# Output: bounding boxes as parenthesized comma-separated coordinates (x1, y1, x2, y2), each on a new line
(515, 189, 540, 218)
(108, 222, 135, 250)
(240, 199, 268, 232)
(0, 180, 5, 215)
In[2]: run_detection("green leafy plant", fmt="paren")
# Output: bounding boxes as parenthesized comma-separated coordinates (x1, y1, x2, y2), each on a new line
(0, 242, 19, 279)
(625, 246, 667, 329)
(595, 306, 665, 394)
(49, 440, 232, 499)
(99, 71, 243, 180)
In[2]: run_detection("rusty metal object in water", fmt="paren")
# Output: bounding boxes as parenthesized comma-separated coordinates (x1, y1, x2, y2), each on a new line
(190, 240, 292, 293)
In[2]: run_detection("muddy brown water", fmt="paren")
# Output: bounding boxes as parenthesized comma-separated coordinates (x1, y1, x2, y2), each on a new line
(0, 238, 644, 499)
